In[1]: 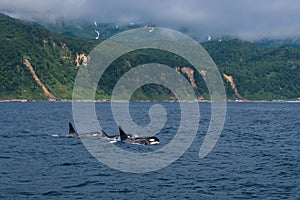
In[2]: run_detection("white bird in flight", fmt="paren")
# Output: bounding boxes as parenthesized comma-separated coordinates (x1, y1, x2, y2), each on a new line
(208, 35, 212, 41)
(95, 30, 100, 40)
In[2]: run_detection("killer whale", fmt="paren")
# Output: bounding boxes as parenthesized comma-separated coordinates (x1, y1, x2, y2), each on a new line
(119, 126, 159, 145)
(101, 129, 133, 140)
(68, 122, 133, 140)
(68, 122, 103, 137)
(101, 130, 119, 139)
(68, 122, 78, 137)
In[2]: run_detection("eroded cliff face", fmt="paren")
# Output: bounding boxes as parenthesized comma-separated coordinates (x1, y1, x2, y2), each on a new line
(75, 53, 88, 67)
(181, 67, 197, 88)
(23, 59, 56, 100)
(223, 73, 244, 100)
(180, 67, 203, 100)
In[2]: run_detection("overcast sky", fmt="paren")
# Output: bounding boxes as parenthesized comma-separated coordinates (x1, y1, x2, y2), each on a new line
(1, 0, 299, 41)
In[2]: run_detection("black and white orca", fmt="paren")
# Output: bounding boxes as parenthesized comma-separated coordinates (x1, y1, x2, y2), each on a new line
(68, 122, 133, 140)
(103, 130, 135, 141)
(119, 126, 160, 145)
(68, 122, 103, 137)
(101, 130, 119, 140)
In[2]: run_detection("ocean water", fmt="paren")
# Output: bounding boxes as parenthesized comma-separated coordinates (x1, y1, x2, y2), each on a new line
(0, 102, 299, 199)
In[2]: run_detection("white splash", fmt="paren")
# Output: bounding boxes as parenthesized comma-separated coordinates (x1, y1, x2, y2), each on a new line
(51, 134, 59, 137)
(149, 27, 154, 33)
(115, 25, 119, 29)
(94, 21, 97, 27)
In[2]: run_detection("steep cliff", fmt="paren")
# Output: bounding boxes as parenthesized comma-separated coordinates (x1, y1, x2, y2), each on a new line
(223, 73, 244, 100)
(23, 59, 56, 100)
(181, 67, 203, 100)
(75, 53, 88, 67)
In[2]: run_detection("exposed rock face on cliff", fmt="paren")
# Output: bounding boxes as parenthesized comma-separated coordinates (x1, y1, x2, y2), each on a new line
(180, 67, 203, 100)
(223, 73, 244, 100)
(23, 59, 56, 100)
(75, 53, 88, 67)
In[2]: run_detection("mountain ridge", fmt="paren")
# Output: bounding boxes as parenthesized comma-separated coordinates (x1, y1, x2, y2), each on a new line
(1, 13, 300, 101)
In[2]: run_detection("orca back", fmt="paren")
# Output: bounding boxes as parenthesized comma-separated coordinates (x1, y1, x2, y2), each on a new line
(101, 130, 118, 139)
(101, 129, 109, 137)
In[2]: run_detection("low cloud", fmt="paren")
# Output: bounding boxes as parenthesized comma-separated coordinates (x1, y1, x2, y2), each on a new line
(1, 0, 300, 41)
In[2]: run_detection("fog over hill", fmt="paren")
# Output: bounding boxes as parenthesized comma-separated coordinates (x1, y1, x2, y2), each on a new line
(1, 0, 300, 41)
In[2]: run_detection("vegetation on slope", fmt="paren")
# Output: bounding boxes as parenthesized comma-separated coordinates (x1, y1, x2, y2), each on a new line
(203, 40, 300, 100)
(0, 13, 97, 100)
(1, 13, 300, 101)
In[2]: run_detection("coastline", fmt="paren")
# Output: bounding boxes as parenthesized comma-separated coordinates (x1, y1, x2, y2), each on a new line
(1, 99, 300, 103)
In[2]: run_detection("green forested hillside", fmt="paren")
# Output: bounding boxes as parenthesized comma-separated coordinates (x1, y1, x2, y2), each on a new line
(203, 40, 300, 100)
(1, 13, 300, 101)
(0, 13, 97, 100)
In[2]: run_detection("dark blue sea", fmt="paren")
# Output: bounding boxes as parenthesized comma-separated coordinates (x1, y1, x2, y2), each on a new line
(0, 102, 299, 199)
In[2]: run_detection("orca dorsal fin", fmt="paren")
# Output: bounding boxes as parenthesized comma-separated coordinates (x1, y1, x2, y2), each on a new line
(119, 126, 128, 141)
(69, 122, 77, 135)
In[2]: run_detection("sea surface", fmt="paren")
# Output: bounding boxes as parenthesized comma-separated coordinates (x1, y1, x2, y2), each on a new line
(0, 102, 299, 199)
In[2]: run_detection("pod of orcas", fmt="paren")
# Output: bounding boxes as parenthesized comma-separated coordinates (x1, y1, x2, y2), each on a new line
(68, 122, 159, 145)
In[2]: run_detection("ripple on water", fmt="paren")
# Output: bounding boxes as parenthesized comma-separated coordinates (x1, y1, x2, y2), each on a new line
(0, 102, 298, 199)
